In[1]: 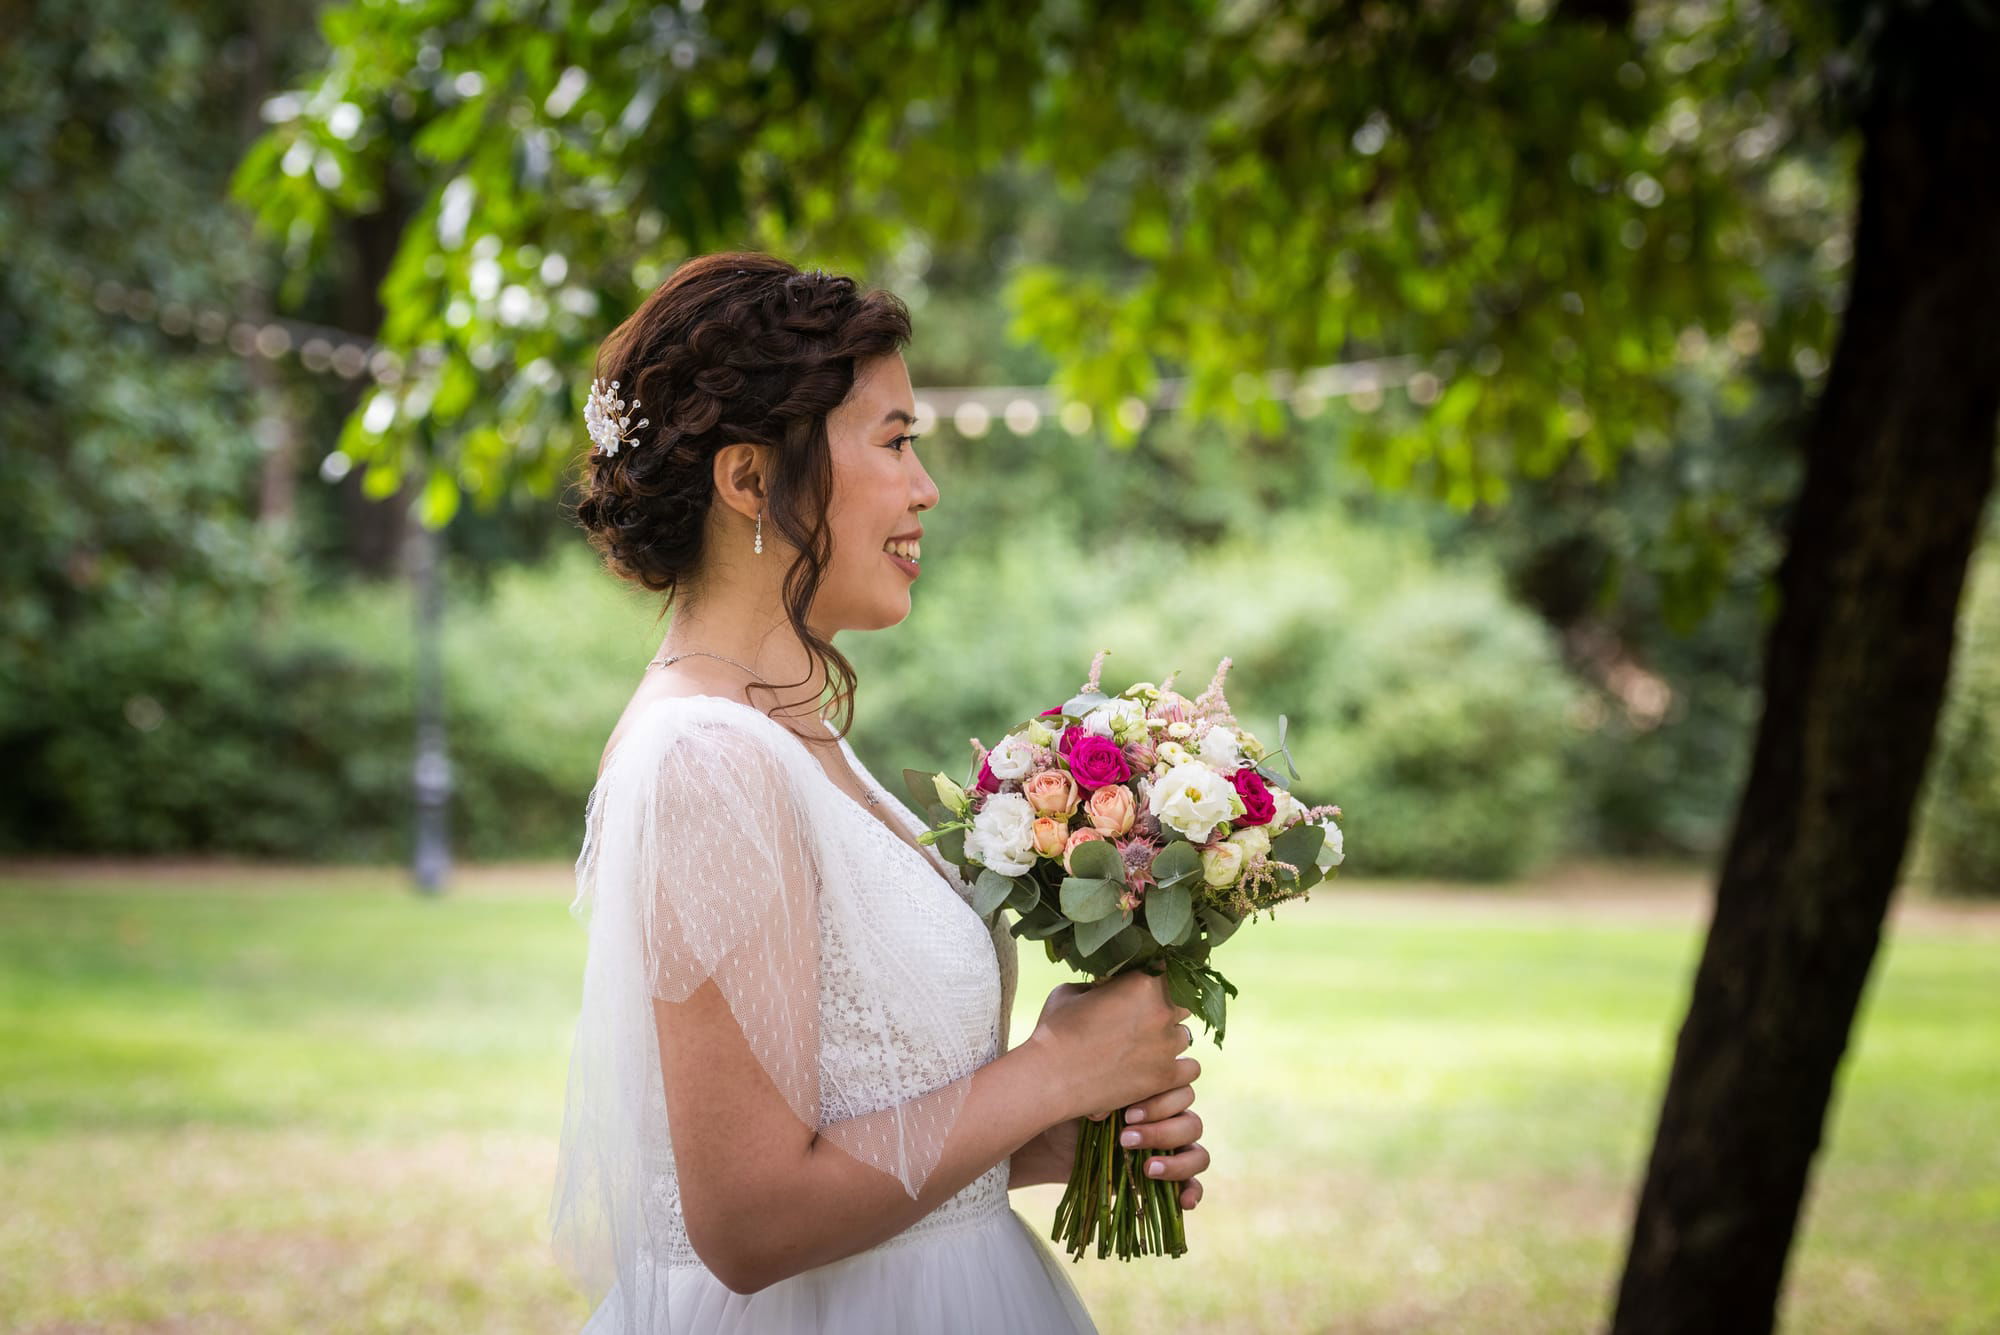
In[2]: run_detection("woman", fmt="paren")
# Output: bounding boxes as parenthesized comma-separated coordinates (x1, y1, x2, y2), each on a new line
(549, 252, 1210, 1333)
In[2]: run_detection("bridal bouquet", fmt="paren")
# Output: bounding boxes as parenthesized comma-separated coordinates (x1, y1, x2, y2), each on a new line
(902, 651, 1344, 1261)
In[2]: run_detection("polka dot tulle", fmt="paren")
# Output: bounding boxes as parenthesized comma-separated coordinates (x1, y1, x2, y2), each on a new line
(551, 695, 1094, 1332)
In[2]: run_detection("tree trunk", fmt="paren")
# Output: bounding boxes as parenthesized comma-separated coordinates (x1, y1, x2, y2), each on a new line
(1611, 7, 2000, 1332)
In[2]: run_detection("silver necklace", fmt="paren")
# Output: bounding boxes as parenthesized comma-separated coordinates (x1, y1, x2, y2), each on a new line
(648, 649, 880, 807)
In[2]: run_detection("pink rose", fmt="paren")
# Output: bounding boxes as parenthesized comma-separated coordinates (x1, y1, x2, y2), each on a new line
(975, 753, 1000, 794)
(1062, 826, 1108, 874)
(1066, 734, 1133, 790)
(1056, 723, 1087, 758)
(1023, 769, 1080, 817)
(1031, 817, 1070, 859)
(1085, 784, 1136, 837)
(1231, 765, 1275, 826)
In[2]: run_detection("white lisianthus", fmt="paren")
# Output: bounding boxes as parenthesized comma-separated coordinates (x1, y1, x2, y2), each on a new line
(1200, 839, 1246, 887)
(1315, 818, 1345, 871)
(1083, 698, 1148, 744)
(1147, 760, 1240, 844)
(985, 732, 1037, 781)
(1025, 719, 1056, 748)
(968, 792, 1038, 875)
(1268, 789, 1306, 831)
(1196, 724, 1242, 770)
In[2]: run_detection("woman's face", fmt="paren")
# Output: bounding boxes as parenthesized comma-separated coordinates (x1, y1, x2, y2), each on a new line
(812, 352, 938, 634)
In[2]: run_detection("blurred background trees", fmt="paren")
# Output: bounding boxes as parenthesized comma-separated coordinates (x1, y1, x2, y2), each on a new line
(6, 0, 1991, 893)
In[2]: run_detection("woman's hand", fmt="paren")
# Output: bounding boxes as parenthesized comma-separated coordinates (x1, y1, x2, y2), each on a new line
(1015, 1080, 1210, 1211)
(1105, 1080, 1209, 1210)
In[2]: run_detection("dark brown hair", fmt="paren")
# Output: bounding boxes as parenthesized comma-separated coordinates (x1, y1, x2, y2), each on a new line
(569, 251, 913, 736)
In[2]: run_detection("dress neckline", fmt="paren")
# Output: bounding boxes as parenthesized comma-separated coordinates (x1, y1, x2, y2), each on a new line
(624, 692, 970, 904)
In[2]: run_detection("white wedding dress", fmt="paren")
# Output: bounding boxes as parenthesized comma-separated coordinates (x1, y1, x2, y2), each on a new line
(550, 693, 1097, 1333)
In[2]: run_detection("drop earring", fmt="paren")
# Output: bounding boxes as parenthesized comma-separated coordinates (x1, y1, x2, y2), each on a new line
(754, 510, 763, 555)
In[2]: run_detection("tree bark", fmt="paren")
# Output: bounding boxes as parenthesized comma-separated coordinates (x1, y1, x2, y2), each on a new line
(1611, 6, 2000, 1332)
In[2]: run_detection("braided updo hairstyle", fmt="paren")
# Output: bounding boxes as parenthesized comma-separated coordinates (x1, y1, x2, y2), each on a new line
(570, 251, 914, 736)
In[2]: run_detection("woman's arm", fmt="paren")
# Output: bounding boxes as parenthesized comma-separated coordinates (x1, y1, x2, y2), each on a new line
(656, 983, 1081, 1295)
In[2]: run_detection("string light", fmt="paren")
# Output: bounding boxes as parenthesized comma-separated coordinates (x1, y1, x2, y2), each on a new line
(69, 263, 1452, 435)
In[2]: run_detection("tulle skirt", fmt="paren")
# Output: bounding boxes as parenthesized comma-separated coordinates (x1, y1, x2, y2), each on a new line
(582, 1202, 1097, 1334)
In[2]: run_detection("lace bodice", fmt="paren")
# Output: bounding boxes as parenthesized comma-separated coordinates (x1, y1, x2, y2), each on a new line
(551, 693, 1023, 1305)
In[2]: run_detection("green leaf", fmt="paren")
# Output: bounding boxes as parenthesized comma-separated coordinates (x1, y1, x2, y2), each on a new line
(1163, 958, 1205, 1015)
(1268, 821, 1326, 880)
(1012, 908, 1070, 941)
(1198, 904, 1242, 946)
(1005, 877, 1042, 914)
(1074, 906, 1131, 956)
(972, 869, 1014, 917)
(1059, 876, 1119, 922)
(1143, 883, 1192, 948)
(904, 767, 940, 812)
(418, 468, 460, 528)
(1148, 840, 1202, 889)
(1067, 839, 1124, 883)
(934, 828, 966, 865)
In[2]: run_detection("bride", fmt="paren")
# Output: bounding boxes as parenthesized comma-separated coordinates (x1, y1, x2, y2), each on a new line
(549, 253, 1210, 1333)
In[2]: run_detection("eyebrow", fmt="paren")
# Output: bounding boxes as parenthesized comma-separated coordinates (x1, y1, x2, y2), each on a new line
(880, 409, 917, 426)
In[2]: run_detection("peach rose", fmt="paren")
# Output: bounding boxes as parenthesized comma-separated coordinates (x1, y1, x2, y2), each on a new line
(1062, 826, 1108, 874)
(1085, 784, 1136, 837)
(1022, 769, 1080, 818)
(1031, 816, 1070, 859)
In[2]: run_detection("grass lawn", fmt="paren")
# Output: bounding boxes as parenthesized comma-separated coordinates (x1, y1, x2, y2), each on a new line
(1, 861, 1993, 1333)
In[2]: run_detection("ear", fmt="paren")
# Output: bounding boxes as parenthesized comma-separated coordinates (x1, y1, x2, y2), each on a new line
(711, 442, 769, 520)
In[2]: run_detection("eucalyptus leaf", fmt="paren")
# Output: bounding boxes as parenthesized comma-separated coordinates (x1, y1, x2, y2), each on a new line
(1268, 820, 1325, 878)
(1005, 877, 1042, 914)
(1143, 883, 1192, 948)
(972, 869, 1014, 917)
(1148, 839, 1202, 890)
(1067, 839, 1125, 883)
(1198, 904, 1242, 945)
(1015, 910, 1070, 941)
(1074, 906, 1131, 956)
(1062, 690, 1112, 716)
(1059, 875, 1120, 922)
(903, 767, 939, 812)
(935, 828, 966, 865)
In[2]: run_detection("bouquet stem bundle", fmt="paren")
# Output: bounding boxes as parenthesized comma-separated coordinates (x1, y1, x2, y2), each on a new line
(1052, 1103, 1188, 1260)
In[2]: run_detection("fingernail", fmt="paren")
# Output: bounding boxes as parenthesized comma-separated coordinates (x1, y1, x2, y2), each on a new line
(1147, 1159, 1165, 1176)
(1126, 1108, 1145, 1124)
(1120, 1130, 1139, 1147)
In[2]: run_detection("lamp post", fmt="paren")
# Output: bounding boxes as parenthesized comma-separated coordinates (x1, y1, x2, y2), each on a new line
(408, 519, 451, 895)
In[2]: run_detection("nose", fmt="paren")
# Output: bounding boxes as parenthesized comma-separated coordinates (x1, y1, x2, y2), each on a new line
(911, 452, 941, 513)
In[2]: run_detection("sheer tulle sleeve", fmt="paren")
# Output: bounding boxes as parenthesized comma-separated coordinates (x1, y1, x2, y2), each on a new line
(549, 701, 994, 1319)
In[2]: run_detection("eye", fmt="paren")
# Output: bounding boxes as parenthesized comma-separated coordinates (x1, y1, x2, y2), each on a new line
(886, 432, 922, 453)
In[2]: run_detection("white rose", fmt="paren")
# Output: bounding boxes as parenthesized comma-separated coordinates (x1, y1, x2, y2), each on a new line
(1196, 724, 1242, 770)
(985, 732, 1036, 781)
(969, 792, 1038, 875)
(1315, 818, 1344, 871)
(1200, 840, 1246, 887)
(1268, 789, 1305, 831)
(1226, 825, 1271, 863)
(1147, 761, 1239, 845)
